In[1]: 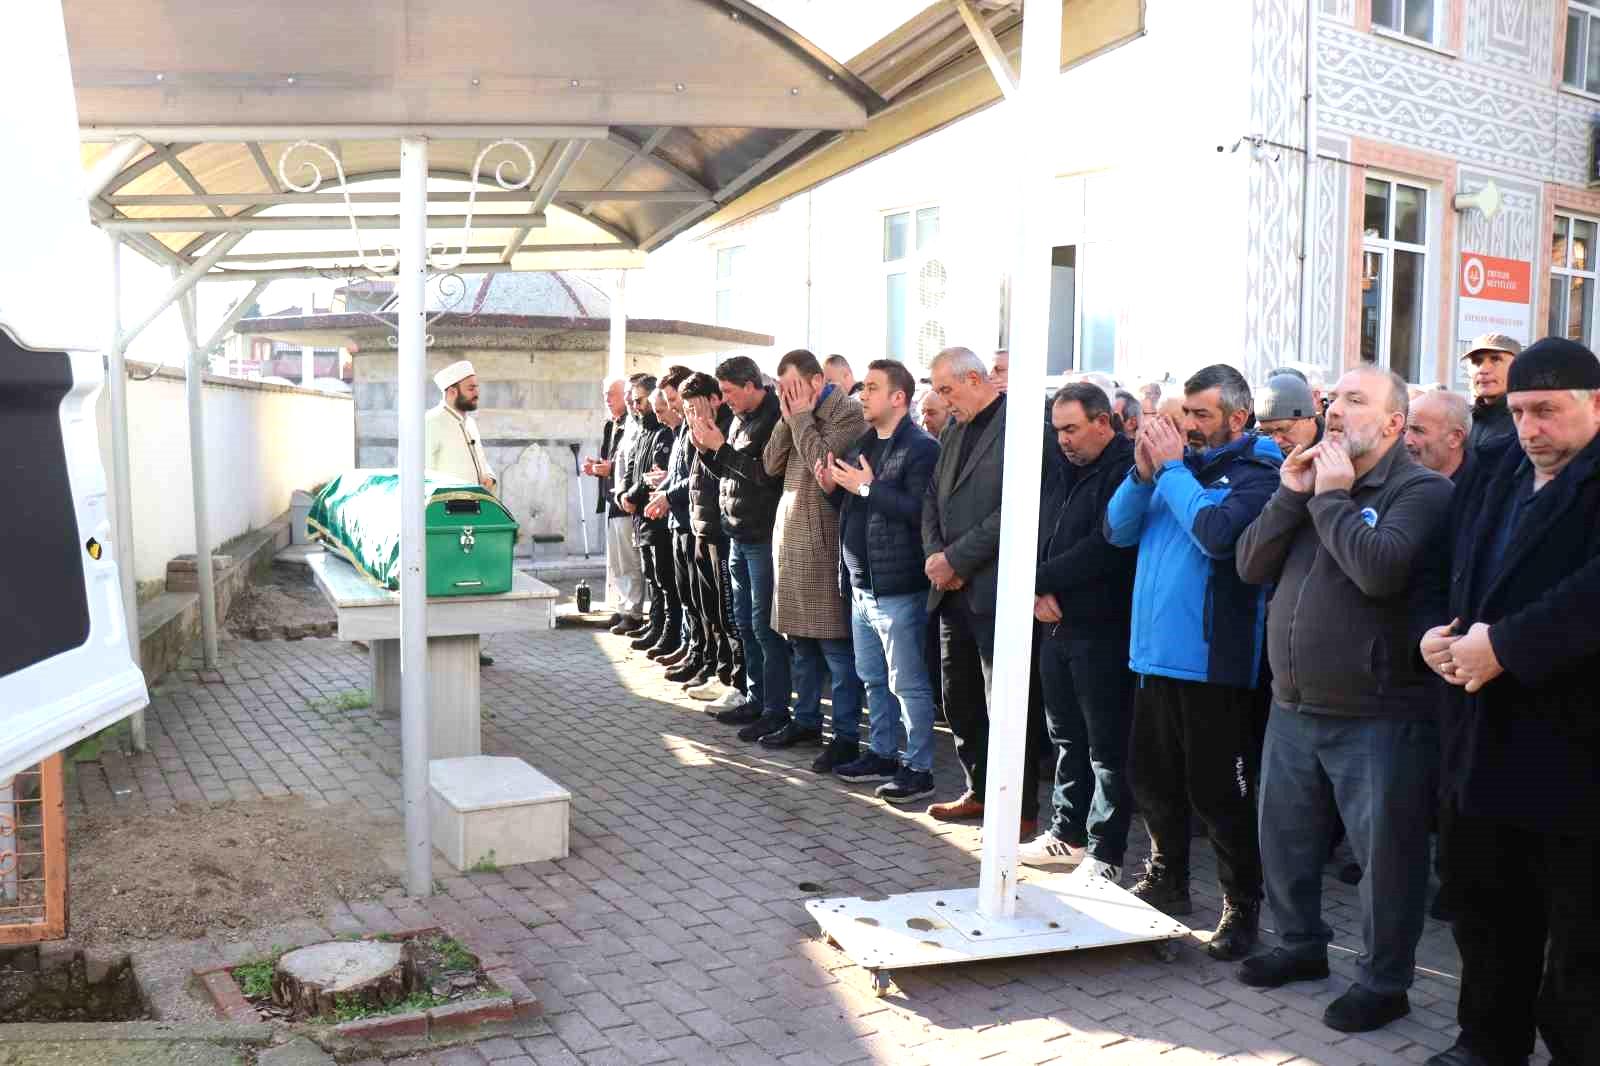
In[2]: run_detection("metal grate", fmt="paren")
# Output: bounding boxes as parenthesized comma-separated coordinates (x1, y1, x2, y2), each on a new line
(0, 755, 66, 943)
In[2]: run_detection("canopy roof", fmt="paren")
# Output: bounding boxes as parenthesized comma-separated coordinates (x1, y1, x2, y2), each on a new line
(68, 0, 1142, 281)
(71, 0, 883, 278)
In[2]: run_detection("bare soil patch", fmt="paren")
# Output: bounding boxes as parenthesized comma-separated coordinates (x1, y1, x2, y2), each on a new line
(68, 797, 402, 945)
(225, 562, 336, 640)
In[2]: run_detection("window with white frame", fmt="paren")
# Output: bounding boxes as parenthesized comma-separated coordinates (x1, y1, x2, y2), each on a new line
(1043, 244, 1117, 377)
(1360, 176, 1431, 383)
(1550, 213, 1598, 347)
(1564, 3, 1600, 93)
(882, 206, 944, 367)
(714, 245, 747, 327)
(1372, 0, 1440, 46)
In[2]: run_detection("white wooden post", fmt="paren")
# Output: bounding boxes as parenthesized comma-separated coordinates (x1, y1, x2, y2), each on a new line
(975, 0, 1063, 920)
(398, 136, 432, 897)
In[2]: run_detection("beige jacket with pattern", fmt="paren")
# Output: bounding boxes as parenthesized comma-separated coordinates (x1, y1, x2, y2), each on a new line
(762, 386, 866, 639)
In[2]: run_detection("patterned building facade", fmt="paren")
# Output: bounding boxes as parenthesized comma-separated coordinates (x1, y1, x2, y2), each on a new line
(637, 1, 1598, 392)
(1256, 0, 1596, 388)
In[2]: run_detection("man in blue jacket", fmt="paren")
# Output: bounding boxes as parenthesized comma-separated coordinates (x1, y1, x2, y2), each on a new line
(816, 359, 941, 804)
(1105, 363, 1281, 961)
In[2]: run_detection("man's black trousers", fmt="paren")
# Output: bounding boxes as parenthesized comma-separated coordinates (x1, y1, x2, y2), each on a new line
(1128, 674, 1264, 901)
(1449, 816, 1599, 1065)
(671, 531, 702, 654)
(936, 593, 1042, 821)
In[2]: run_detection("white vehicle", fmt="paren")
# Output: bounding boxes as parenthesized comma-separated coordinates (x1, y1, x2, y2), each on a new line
(0, 4, 148, 776)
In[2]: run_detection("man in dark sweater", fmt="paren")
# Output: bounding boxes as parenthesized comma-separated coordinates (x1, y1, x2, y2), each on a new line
(1236, 366, 1451, 1034)
(816, 359, 941, 803)
(1019, 383, 1138, 882)
(1461, 333, 1521, 456)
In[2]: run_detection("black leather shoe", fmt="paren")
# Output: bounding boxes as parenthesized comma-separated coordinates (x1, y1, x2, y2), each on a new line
(646, 638, 681, 661)
(1423, 1044, 1513, 1066)
(610, 616, 643, 636)
(715, 702, 763, 725)
(605, 612, 622, 627)
(658, 646, 692, 668)
(737, 712, 789, 742)
(665, 658, 705, 684)
(1206, 896, 1261, 961)
(630, 627, 663, 650)
(1323, 984, 1409, 1033)
(478, 652, 494, 667)
(759, 722, 822, 749)
(1238, 948, 1330, 988)
(810, 738, 859, 773)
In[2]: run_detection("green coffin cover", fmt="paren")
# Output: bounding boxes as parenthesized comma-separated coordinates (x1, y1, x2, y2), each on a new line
(306, 469, 517, 591)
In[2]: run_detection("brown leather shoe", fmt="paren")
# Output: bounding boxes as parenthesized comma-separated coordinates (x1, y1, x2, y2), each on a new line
(927, 791, 984, 821)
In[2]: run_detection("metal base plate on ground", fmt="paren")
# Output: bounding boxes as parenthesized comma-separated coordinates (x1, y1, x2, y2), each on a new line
(808, 872, 1189, 981)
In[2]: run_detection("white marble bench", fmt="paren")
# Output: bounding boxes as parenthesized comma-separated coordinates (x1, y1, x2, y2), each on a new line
(308, 551, 559, 759)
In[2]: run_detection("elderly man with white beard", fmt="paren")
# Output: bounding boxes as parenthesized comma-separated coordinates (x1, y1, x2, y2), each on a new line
(1235, 366, 1453, 1034)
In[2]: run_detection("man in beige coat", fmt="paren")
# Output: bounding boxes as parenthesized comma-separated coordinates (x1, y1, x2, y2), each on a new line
(758, 349, 868, 771)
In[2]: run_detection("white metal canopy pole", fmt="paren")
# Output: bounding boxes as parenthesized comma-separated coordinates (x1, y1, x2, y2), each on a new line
(106, 235, 147, 752)
(398, 136, 433, 897)
(607, 269, 627, 380)
(974, 0, 1063, 920)
(175, 282, 220, 669)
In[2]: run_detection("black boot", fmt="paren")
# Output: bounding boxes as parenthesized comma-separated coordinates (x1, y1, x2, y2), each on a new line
(630, 598, 665, 650)
(1129, 862, 1193, 916)
(1207, 896, 1261, 961)
(665, 656, 705, 684)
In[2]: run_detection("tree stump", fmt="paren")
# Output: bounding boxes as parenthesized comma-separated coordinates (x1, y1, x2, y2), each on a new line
(270, 940, 412, 1019)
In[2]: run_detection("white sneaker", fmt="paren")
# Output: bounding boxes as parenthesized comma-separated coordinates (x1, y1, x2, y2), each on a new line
(707, 688, 746, 710)
(1069, 857, 1122, 885)
(686, 679, 727, 701)
(1017, 831, 1087, 867)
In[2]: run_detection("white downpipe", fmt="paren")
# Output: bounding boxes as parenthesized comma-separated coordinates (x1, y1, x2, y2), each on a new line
(608, 270, 628, 380)
(176, 283, 220, 669)
(976, 0, 1061, 919)
(398, 136, 432, 897)
(1298, 0, 1318, 365)
(106, 235, 146, 752)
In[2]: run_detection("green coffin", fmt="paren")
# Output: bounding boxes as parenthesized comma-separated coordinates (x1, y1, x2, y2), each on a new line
(306, 469, 520, 596)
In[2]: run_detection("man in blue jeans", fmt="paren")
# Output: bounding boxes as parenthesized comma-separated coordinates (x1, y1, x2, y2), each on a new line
(816, 359, 941, 801)
(688, 356, 786, 729)
(1020, 383, 1139, 882)
(1236, 366, 1450, 1034)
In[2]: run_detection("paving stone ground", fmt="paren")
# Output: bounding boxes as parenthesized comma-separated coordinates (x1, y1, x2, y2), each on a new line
(69, 621, 1549, 1065)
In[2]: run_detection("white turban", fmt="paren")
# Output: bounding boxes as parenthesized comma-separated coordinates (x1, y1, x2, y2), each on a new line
(433, 360, 475, 392)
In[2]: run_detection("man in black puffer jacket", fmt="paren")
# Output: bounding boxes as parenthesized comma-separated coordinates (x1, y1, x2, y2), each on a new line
(817, 359, 941, 802)
(688, 357, 786, 723)
(1020, 382, 1139, 883)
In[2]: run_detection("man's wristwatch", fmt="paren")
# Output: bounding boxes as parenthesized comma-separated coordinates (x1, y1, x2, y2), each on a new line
(856, 483, 871, 498)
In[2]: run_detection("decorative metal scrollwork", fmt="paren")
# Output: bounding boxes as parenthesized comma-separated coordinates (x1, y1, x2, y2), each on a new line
(278, 141, 398, 277)
(431, 139, 538, 271)
(280, 138, 535, 348)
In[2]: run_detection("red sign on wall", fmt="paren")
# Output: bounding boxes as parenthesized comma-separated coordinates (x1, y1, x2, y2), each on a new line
(1458, 253, 1532, 342)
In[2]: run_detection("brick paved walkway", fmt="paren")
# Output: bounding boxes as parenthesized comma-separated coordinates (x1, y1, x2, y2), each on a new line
(71, 623, 1548, 1065)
